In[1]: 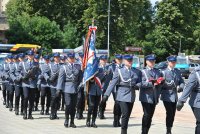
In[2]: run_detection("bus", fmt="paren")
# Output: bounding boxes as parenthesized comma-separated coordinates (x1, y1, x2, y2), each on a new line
(0, 44, 41, 53)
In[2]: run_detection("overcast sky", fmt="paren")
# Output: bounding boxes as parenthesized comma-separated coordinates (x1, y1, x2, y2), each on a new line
(150, 0, 162, 6)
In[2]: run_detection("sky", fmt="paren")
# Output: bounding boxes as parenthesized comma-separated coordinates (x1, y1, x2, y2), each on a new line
(150, 0, 162, 6)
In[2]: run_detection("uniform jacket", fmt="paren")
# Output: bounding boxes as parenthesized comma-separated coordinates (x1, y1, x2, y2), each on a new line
(105, 66, 142, 103)
(161, 67, 185, 102)
(57, 62, 82, 93)
(178, 68, 200, 108)
(17, 60, 40, 88)
(139, 67, 163, 104)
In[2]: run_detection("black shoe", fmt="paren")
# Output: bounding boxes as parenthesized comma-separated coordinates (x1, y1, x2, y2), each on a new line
(79, 114, 85, 120)
(3, 101, 6, 105)
(23, 114, 27, 120)
(20, 111, 24, 116)
(91, 122, 98, 128)
(166, 127, 172, 134)
(9, 106, 13, 111)
(142, 127, 148, 134)
(45, 108, 50, 115)
(121, 129, 127, 134)
(70, 123, 76, 128)
(76, 113, 80, 119)
(86, 122, 90, 127)
(54, 114, 59, 119)
(50, 114, 55, 120)
(6, 104, 9, 108)
(35, 107, 39, 111)
(40, 110, 44, 115)
(15, 110, 19, 115)
(28, 115, 34, 120)
(99, 114, 106, 119)
(113, 121, 118, 127)
(118, 122, 121, 127)
(64, 120, 69, 128)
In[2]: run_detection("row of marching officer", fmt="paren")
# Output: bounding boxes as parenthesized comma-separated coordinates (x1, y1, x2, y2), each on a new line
(1, 51, 199, 134)
(101, 54, 187, 134)
(0, 50, 83, 122)
(0, 50, 41, 119)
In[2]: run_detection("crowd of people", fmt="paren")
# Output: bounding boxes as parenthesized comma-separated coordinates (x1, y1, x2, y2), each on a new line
(0, 50, 199, 134)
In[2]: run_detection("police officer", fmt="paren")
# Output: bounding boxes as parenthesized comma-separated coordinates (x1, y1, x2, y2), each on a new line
(177, 65, 200, 134)
(33, 54, 40, 111)
(98, 55, 112, 119)
(17, 53, 26, 115)
(0, 57, 8, 107)
(10, 54, 24, 115)
(17, 50, 40, 119)
(76, 52, 85, 120)
(110, 54, 123, 127)
(38, 55, 51, 115)
(102, 54, 142, 134)
(59, 55, 66, 111)
(161, 55, 185, 134)
(49, 52, 61, 120)
(140, 54, 164, 134)
(86, 64, 106, 128)
(57, 52, 82, 128)
(4, 55, 15, 111)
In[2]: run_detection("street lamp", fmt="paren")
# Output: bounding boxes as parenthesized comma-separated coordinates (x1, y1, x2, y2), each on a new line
(107, 0, 111, 57)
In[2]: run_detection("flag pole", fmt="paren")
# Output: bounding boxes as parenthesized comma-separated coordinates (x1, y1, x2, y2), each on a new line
(85, 18, 96, 111)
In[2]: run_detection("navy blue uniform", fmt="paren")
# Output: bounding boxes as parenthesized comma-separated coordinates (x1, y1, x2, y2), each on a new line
(105, 65, 142, 133)
(140, 66, 163, 133)
(161, 67, 184, 130)
(17, 59, 40, 119)
(178, 68, 200, 134)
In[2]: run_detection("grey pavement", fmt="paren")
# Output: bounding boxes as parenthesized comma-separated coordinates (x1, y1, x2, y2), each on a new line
(0, 89, 196, 134)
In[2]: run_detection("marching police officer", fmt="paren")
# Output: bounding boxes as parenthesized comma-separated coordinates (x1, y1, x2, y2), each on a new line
(140, 54, 164, 134)
(177, 64, 200, 134)
(4, 55, 15, 111)
(160, 55, 185, 134)
(0, 57, 9, 107)
(10, 54, 24, 115)
(49, 52, 61, 120)
(76, 52, 85, 120)
(98, 55, 112, 119)
(110, 54, 123, 127)
(59, 55, 66, 111)
(17, 50, 40, 119)
(86, 63, 107, 128)
(33, 54, 40, 111)
(102, 54, 142, 134)
(57, 52, 82, 128)
(38, 55, 51, 115)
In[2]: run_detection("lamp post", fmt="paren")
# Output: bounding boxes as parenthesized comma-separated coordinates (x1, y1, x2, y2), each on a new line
(107, 0, 111, 57)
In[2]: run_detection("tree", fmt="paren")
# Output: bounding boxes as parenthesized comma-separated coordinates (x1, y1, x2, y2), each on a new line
(62, 21, 79, 48)
(152, 0, 200, 60)
(5, 14, 63, 49)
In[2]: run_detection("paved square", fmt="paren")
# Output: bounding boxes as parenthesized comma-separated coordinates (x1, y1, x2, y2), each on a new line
(0, 91, 195, 134)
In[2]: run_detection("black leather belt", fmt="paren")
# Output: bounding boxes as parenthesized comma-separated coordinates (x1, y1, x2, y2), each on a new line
(65, 80, 74, 82)
(117, 85, 134, 88)
(193, 90, 200, 93)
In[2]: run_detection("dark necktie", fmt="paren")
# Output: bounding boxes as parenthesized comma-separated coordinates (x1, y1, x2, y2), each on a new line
(150, 69, 155, 79)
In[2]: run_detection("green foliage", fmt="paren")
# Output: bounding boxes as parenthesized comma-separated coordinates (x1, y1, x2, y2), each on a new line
(5, 0, 200, 61)
(5, 14, 63, 49)
(62, 21, 79, 48)
(152, 0, 200, 57)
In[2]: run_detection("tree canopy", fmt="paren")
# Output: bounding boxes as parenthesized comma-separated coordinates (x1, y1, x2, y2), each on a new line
(5, 0, 200, 60)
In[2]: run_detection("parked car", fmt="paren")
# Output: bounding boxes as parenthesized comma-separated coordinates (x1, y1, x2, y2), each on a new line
(155, 61, 168, 70)
(189, 63, 200, 72)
